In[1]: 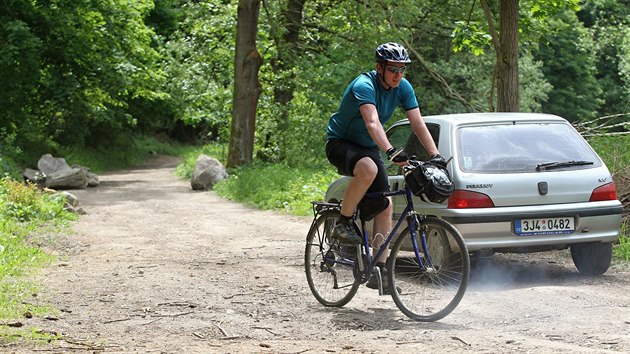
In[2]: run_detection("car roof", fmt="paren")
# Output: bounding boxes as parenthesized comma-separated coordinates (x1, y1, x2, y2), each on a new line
(393, 112, 569, 128)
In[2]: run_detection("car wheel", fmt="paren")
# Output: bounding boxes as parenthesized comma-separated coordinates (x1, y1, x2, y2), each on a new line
(570, 242, 613, 276)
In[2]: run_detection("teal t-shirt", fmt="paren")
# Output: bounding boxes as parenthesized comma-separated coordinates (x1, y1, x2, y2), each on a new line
(326, 70, 419, 147)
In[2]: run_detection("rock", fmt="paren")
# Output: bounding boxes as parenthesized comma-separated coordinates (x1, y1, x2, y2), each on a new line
(191, 155, 228, 191)
(32, 154, 100, 189)
(23, 168, 46, 185)
(37, 153, 71, 175)
(45, 167, 88, 189)
(73, 165, 100, 187)
(43, 189, 85, 214)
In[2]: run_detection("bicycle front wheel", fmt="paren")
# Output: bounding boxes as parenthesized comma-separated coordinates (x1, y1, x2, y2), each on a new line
(305, 210, 360, 307)
(388, 217, 470, 321)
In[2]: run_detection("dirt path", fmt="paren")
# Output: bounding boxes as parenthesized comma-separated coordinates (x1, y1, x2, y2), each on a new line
(10, 155, 630, 353)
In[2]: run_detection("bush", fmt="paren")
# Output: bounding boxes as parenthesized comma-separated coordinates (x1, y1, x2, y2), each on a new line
(0, 177, 75, 323)
(213, 162, 338, 216)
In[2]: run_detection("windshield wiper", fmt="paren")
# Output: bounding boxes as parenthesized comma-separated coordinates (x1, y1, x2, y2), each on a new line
(536, 160, 594, 171)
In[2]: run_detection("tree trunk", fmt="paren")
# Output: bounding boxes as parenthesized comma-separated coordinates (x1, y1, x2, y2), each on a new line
(273, 0, 304, 106)
(228, 0, 262, 168)
(480, 0, 520, 112)
(496, 0, 519, 112)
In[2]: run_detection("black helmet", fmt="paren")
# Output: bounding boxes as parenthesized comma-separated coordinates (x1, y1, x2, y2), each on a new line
(375, 42, 411, 63)
(404, 162, 454, 204)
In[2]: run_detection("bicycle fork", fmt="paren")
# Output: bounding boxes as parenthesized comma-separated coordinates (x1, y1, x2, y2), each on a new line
(409, 212, 435, 272)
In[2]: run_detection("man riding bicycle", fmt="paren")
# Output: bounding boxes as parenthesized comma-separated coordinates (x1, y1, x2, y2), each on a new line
(325, 42, 445, 292)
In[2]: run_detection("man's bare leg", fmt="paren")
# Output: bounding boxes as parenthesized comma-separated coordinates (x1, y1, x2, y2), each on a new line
(339, 157, 378, 218)
(372, 200, 392, 264)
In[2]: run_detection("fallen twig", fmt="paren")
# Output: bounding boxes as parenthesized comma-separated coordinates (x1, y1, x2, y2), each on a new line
(451, 336, 471, 346)
(152, 311, 194, 318)
(252, 326, 278, 335)
(215, 323, 229, 337)
(103, 317, 132, 324)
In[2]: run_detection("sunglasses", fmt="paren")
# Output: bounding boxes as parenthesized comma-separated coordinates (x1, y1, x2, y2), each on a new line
(386, 65, 407, 74)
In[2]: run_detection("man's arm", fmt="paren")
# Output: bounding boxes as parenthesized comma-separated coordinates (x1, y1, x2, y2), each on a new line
(359, 104, 394, 152)
(406, 108, 439, 157)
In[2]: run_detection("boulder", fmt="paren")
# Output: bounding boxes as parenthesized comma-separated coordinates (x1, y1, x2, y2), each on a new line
(30, 153, 100, 189)
(23, 168, 46, 185)
(191, 154, 228, 190)
(42, 188, 85, 214)
(73, 165, 100, 187)
(37, 153, 71, 175)
(45, 167, 88, 189)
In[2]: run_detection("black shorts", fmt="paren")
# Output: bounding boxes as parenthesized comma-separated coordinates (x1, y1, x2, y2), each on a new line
(325, 139, 390, 195)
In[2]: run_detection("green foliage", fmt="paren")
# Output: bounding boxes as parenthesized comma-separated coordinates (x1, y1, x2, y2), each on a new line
(588, 134, 630, 175)
(57, 134, 189, 173)
(614, 222, 630, 261)
(0, 0, 171, 166)
(452, 21, 492, 56)
(0, 130, 23, 179)
(579, 0, 630, 118)
(0, 177, 73, 332)
(213, 162, 338, 216)
(158, 1, 237, 142)
(0, 178, 75, 223)
(534, 9, 603, 122)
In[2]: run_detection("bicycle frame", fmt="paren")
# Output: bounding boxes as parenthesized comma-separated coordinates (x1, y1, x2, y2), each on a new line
(310, 183, 434, 282)
(357, 185, 433, 277)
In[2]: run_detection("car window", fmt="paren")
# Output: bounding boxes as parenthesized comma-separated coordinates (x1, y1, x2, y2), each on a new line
(457, 123, 602, 173)
(385, 122, 440, 176)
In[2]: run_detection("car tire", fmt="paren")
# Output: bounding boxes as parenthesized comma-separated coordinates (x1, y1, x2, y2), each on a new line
(570, 242, 613, 276)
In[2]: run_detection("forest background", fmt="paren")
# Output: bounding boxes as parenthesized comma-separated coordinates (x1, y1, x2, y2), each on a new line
(1, 0, 629, 344)
(1, 0, 629, 173)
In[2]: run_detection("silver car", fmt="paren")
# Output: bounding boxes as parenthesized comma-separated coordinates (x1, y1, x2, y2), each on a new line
(325, 113, 623, 275)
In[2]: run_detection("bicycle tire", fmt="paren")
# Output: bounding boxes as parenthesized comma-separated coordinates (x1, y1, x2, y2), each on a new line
(304, 209, 360, 307)
(388, 216, 470, 321)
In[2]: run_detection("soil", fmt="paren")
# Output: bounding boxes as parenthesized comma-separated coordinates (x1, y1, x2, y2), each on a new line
(7, 155, 630, 353)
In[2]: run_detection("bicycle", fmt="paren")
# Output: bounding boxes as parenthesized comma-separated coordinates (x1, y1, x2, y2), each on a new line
(304, 159, 470, 322)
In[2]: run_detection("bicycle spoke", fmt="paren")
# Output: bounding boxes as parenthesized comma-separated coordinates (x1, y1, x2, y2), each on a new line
(389, 217, 470, 321)
(305, 210, 359, 307)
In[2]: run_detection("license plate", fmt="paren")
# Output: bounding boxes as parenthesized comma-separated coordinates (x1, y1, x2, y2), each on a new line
(514, 217, 575, 236)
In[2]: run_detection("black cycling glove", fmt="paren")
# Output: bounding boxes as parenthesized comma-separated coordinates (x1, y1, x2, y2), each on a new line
(387, 147, 408, 163)
(429, 153, 447, 168)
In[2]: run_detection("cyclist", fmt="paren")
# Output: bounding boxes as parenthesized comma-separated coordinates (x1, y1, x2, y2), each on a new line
(325, 42, 445, 292)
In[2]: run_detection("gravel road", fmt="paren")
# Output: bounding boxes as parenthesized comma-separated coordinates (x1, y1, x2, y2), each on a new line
(8, 155, 630, 353)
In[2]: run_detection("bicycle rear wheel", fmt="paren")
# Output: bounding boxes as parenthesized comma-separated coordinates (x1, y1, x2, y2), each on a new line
(305, 209, 360, 307)
(388, 216, 470, 321)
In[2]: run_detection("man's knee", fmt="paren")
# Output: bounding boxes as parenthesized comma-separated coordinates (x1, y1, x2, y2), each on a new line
(353, 157, 378, 183)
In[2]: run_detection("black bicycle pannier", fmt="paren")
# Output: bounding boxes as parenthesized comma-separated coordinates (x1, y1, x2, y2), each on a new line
(404, 162, 454, 204)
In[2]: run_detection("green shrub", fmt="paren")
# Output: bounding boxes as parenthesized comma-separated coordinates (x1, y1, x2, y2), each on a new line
(59, 135, 190, 173)
(614, 221, 630, 261)
(213, 162, 338, 216)
(0, 177, 75, 332)
(588, 134, 630, 175)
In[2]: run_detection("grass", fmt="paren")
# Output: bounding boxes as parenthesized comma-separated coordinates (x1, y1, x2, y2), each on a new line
(174, 144, 338, 216)
(213, 162, 338, 216)
(59, 135, 194, 173)
(0, 178, 75, 344)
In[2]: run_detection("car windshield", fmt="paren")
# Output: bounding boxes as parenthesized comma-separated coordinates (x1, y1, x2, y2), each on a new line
(457, 123, 601, 173)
